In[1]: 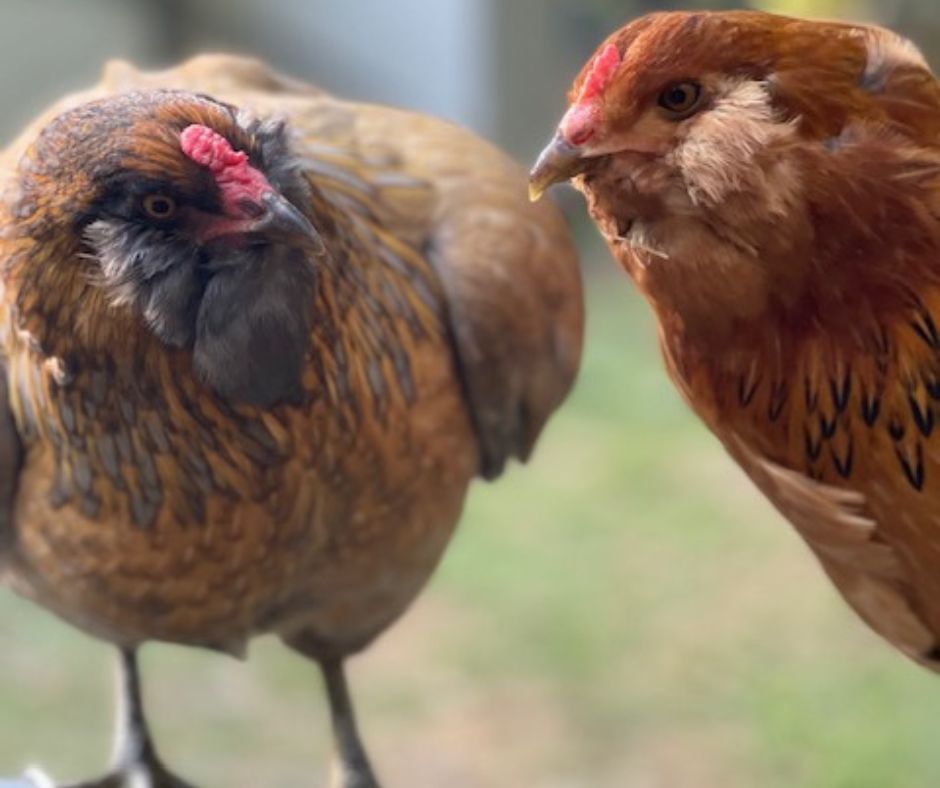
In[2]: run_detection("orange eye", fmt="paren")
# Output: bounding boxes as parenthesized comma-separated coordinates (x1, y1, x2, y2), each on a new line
(658, 81, 703, 118)
(142, 194, 177, 220)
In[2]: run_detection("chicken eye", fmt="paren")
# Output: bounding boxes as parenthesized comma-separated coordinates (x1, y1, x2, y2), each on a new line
(142, 194, 177, 220)
(658, 81, 703, 118)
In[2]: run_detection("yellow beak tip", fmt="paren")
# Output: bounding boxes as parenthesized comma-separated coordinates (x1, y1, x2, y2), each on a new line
(528, 183, 546, 203)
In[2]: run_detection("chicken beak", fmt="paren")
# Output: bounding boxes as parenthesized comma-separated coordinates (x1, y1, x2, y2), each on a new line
(528, 133, 591, 202)
(252, 192, 324, 252)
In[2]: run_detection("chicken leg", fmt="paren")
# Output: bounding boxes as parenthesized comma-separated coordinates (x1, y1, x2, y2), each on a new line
(320, 659, 380, 788)
(17, 649, 197, 788)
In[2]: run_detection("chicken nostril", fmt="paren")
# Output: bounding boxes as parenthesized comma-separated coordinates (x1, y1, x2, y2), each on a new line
(236, 197, 265, 219)
(569, 127, 594, 147)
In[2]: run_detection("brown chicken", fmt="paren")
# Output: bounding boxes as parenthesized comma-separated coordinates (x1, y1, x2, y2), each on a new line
(0, 55, 583, 787)
(531, 11, 940, 669)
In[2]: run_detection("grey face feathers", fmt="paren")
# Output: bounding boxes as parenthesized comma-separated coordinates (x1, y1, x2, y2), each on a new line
(83, 219, 205, 349)
(194, 244, 315, 408)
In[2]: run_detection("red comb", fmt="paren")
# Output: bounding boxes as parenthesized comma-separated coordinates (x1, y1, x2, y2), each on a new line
(578, 43, 621, 103)
(179, 124, 273, 217)
(180, 124, 248, 172)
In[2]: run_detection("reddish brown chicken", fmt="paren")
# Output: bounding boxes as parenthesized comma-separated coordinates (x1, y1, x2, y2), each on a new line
(531, 11, 940, 669)
(0, 55, 583, 788)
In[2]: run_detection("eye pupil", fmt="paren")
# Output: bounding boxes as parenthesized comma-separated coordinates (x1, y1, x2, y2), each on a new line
(659, 81, 702, 116)
(143, 195, 176, 218)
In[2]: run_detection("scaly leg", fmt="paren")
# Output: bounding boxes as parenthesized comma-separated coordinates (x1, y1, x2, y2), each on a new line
(320, 658, 380, 788)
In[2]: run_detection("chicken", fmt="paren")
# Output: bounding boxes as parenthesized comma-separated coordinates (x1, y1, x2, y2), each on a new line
(531, 11, 940, 669)
(0, 54, 583, 788)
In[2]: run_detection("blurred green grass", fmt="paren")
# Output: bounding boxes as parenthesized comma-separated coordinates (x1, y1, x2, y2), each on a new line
(2, 237, 940, 787)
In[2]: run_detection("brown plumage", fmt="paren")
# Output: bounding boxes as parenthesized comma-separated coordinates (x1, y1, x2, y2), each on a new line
(531, 11, 940, 669)
(0, 55, 583, 787)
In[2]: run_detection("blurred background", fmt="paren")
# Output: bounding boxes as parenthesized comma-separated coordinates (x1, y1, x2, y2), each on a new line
(1, 0, 939, 786)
